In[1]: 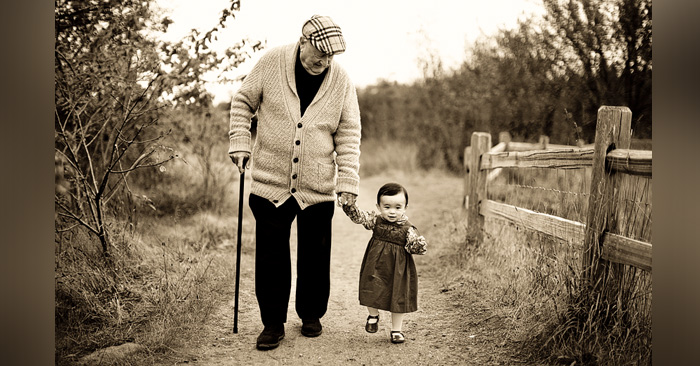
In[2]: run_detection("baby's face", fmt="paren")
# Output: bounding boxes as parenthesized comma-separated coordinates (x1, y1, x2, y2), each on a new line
(376, 193, 407, 223)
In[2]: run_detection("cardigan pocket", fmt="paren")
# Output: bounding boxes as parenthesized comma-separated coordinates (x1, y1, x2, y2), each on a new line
(311, 160, 337, 194)
(251, 150, 288, 188)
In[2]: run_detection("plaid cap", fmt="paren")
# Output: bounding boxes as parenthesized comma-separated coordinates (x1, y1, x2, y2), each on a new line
(301, 15, 346, 55)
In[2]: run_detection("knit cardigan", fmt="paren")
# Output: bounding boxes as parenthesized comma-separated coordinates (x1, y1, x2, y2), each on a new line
(228, 42, 362, 209)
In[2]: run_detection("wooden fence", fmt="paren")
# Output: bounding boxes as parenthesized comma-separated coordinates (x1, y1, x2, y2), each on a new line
(463, 106, 652, 285)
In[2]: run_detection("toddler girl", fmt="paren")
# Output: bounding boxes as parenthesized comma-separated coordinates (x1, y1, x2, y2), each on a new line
(342, 182, 427, 343)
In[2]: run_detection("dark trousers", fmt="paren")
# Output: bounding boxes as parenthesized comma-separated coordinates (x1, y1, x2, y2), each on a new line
(248, 194, 335, 327)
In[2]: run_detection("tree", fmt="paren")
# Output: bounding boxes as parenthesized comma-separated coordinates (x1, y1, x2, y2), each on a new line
(357, 0, 651, 175)
(450, 0, 651, 142)
(54, 0, 263, 260)
(540, 0, 652, 137)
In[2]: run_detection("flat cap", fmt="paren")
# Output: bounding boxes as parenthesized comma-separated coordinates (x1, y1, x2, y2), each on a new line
(301, 15, 346, 55)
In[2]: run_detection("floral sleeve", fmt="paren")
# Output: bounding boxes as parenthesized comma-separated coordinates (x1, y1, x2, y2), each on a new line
(405, 227, 428, 255)
(341, 204, 378, 231)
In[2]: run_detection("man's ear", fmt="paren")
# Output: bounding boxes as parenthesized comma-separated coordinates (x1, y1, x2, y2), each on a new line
(299, 36, 307, 44)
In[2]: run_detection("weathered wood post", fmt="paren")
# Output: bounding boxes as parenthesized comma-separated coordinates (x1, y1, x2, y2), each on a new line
(498, 131, 512, 147)
(467, 132, 492, 243)
(582, 106, 632, 287)
(486, 132, 511, 183)
(538, 135, 549, 149)
(463, 146, 471, 210)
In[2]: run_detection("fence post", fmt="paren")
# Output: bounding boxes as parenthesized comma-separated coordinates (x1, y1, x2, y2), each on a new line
(498, 131, 511, 147)
(463, 146, 471, 210)
(467, 132, 492, 243)
(539, 135, 549, 149)
(582, 106, 632, 287)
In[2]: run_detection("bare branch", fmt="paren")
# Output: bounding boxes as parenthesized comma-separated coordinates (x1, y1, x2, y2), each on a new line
(76, 113, 100, 192)
(55, 198, 99, 236)
(103, 159, 134, 205)
(84, 105, 110, 148)
(56, 222, 81, 233)
(112, 154, 176, 174)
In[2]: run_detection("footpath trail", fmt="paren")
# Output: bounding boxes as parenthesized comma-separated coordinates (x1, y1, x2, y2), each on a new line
(174, 174, 518, 365)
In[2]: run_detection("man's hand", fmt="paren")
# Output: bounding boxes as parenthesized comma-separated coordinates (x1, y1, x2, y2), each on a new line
(229, 152, 250, 174)
(337, 192, 357, 207)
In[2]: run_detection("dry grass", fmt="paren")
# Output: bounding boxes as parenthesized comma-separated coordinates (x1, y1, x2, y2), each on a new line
(359, 137, 420, 177)
(474, 166, 651, 365)
(54, 170, 249, 366)
(392, 150, 652, 365)
(54, 110, 253, 364)
(55, 137, 651, 365)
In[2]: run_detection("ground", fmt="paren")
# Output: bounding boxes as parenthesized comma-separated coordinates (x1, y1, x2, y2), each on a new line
(160, 174, 534, 366)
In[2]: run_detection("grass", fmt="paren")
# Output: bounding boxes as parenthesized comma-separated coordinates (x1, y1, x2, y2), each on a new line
(54, 105, 254, 363)
(386, 144, 652, 365)
(55, 212, 241, 365)
(53, 136, 415, 364)
(55, 136, 651, 365)
(464, 163, 651, 365)
(358, 137, 420, 177)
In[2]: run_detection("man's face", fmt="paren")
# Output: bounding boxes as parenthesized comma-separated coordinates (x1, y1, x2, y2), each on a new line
(299, 37, 333, 75)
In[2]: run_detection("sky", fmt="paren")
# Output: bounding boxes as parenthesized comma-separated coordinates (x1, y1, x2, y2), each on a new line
(157, 0, 545, 104)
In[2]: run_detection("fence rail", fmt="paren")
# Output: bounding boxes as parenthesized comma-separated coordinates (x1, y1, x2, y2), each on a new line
(483, 147, 594, 170)
(464, 106, 652, 280)
(480, 199, 586, 244)
(607, 149, 652, 176)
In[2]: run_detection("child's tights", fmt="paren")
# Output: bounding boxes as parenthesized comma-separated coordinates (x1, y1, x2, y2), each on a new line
(367, 307, 405, 331)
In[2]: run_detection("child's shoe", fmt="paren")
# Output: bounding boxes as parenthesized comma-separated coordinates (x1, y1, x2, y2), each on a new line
(365, 315, 379, 333)
(390, 331, 405, 344)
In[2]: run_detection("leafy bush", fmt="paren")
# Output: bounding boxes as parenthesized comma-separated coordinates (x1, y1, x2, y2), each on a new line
(357, 0, 651, 174)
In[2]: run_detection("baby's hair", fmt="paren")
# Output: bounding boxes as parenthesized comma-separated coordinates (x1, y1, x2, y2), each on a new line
(376, 182, 409, 206)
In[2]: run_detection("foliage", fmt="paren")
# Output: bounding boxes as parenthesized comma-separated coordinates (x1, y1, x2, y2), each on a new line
(539, 0, 652, 137)
(129, 105, 239, 217)
(54, 0, 262, 363)
(357, 0, 651, 173)
(358, 79, 473, 173)
(54, 0, 263, 258)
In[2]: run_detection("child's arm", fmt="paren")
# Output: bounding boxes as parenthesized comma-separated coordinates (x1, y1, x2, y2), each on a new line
(405, 227, 428, 255)
(341, 203, 377, 231)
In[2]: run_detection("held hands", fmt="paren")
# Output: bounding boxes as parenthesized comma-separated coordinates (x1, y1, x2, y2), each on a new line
(337, 192, 357, 207)
(229, 152, 250, 174)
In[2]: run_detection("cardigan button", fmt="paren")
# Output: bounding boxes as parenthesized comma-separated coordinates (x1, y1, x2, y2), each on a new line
(297, 123, 303, 128)
(293, 157, 299, 163)
(291, 188, 297, 193)
(292, 174, 297, 179)
(295, 140, 300, 145)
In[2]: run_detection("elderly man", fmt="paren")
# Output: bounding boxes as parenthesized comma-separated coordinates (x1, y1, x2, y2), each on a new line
(228, 15, 361, 351)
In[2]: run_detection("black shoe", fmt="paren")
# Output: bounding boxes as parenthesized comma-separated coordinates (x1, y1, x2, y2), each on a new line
(390, 331, 405, 344)
(301, 318, 323, 337)
(256, 325, 285, 350)
(365, 315, 379, 333)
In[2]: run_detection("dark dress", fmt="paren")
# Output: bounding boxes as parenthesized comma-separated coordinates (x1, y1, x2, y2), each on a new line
(358, 217, 418, 313)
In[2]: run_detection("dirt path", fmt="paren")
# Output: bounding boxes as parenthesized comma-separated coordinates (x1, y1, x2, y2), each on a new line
(170, 174, 521, 365)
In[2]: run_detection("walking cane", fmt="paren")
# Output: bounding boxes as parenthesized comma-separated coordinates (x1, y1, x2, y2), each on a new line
(233, 169, 245, 333)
